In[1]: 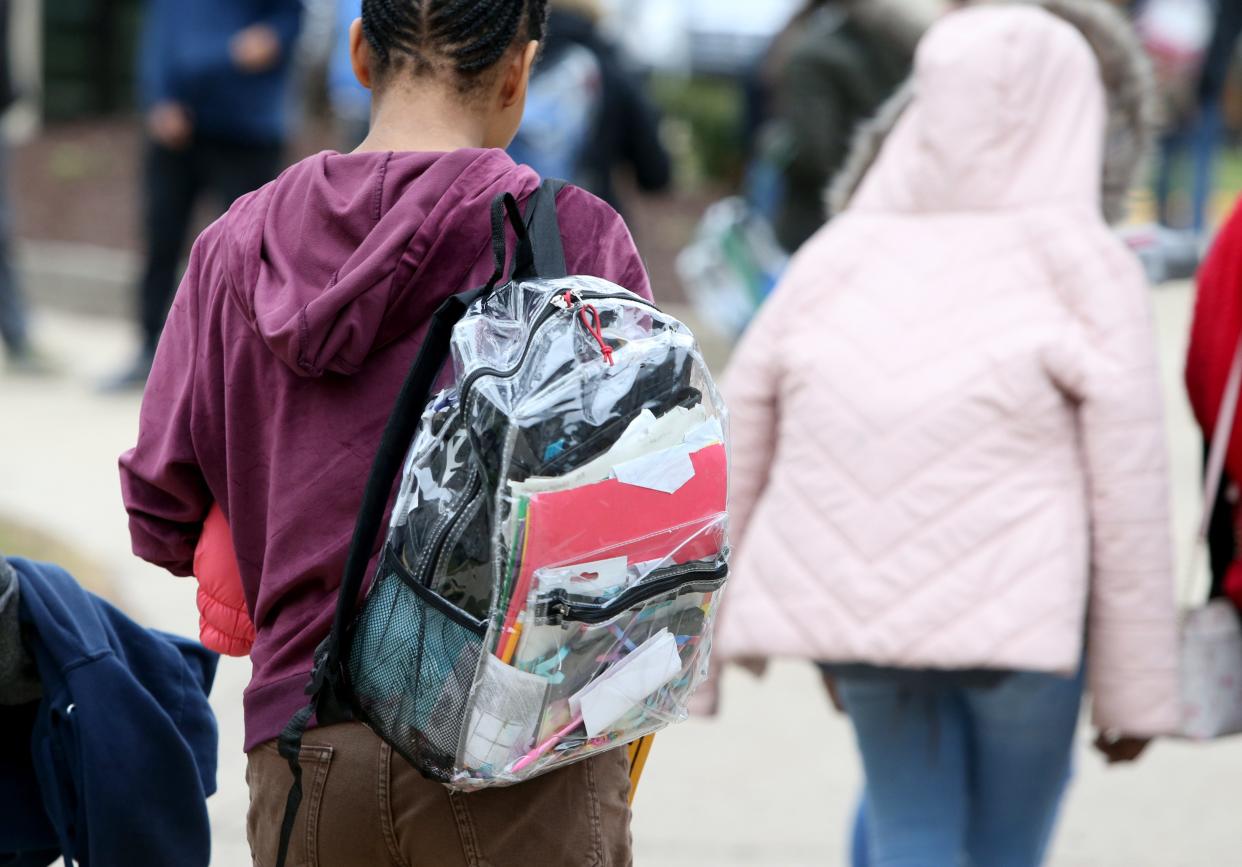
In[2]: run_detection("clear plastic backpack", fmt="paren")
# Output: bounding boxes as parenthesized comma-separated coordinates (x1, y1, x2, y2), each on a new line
(276, 181, 729, 857)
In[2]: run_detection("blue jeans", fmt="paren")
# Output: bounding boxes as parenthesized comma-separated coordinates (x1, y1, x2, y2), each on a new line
(839, 669, 1084, 867)
(1155, 103, 1223, 234)
(0, 140, 28, 357)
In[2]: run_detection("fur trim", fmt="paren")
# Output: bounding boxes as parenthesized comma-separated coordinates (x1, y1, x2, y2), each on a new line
(849, 0, 939, 53)
(828, 0, 1157, 224)
(828, 83, 914, 218)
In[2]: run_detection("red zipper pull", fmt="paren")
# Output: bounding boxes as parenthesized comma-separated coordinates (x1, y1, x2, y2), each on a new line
(579, 304, 614, 366)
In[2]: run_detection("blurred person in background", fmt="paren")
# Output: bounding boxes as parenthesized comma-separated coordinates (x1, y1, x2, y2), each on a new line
(1185, 0, 1242, 231)
(764, 0, 928, 252)
(105, 0, 303, 391)
(0, 0, 46, 375)
(711, 4, 1179, 865)
(508, 0, 670, 212)
(1140, 0, 1224, 236)
(329, 0, 371, 148)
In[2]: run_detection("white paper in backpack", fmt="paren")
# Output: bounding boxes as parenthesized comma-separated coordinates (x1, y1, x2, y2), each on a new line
(512, 405, 709, 497)
(463, 655, 549, 771)
(614, 445, 696, 494)
(536, 556, 629, 598)
(570, 629, 683, 737)
(611, 415, 725, 494)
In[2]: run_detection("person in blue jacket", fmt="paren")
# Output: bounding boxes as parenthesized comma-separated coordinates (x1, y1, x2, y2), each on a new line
(0, 557, 218, 867)
(105, 0, 303, 390)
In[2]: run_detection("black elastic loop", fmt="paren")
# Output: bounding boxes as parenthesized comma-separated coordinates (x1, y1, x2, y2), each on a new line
(274, 703, 315, 867)
(488, 193, 532, 290)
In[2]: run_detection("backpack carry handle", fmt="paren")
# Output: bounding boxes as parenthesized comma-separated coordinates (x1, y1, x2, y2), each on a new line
(490, 179, 568, 288)
(273, 179, 567, 867)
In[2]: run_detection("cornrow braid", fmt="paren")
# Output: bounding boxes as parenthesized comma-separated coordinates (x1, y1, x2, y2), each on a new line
(361, 0, 550, 92)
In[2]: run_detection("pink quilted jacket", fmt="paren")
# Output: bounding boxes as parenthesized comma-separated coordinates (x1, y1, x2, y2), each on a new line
(716, 5, 1181, 736)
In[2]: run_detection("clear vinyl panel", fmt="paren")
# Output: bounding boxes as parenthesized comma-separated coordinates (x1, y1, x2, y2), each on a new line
(350, 275, 730, 789)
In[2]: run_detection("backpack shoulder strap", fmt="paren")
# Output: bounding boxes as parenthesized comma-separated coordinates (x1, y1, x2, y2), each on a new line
(273, 186, 552, 867)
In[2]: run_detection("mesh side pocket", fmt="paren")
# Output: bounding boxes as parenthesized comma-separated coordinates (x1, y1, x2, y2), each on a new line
(347, 553, 487, 782)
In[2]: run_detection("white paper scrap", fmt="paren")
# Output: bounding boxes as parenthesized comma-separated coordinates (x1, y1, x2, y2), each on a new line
(614, 445, 696, 494)
(512, 405, 708, 497)
(537, 556, 630, 598)
(462, 655, 549, 772)
(683, 417, 725, 450)
(570, 629, 683, 738)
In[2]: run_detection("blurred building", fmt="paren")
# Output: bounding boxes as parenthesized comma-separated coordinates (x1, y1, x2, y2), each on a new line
(42, 0, 140, 119)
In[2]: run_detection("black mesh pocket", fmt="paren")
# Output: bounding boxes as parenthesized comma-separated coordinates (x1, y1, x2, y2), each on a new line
(346, 551, 487, 782)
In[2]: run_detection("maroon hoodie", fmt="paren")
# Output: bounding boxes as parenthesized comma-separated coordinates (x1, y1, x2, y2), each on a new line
(119, 148, 652, 750)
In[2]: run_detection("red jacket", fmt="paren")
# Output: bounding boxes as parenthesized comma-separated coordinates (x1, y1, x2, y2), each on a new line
(1186, 196, 1242, 607)
(193, 505, 254, 657)
(1187, 199, 1242, 475)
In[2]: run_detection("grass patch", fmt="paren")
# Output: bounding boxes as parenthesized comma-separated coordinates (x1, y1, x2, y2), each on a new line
(0, 516, 112, 597)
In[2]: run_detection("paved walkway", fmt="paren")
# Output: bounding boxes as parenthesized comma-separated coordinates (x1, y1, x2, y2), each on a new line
(1, 287, 1239, 866)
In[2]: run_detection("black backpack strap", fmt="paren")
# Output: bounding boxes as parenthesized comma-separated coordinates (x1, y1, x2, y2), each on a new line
(514, 178, 568, 282)
(273, 188, 545, 867)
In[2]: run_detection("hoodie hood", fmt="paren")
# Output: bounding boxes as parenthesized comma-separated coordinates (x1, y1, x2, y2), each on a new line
(222, 148, 541, 377)
(830, 0, 1156, 224)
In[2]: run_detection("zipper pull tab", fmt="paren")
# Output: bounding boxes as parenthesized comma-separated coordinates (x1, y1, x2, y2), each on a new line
(579, 304, 615, 367)
(551, 289, 581, 311)
(548, 595, 571, 625)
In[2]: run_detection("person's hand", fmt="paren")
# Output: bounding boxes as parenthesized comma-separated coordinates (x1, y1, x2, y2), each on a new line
(1093, 732, 1152, 765)
(820, 671, 846, 714)
(148, 101, 193, 150)
(230, 24, 282, 74)
(736, 656, 767, 678)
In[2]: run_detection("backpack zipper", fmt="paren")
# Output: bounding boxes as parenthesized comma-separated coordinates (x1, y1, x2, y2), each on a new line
(414, 469, 482, 588)
(543, 561, 728, 626)
(456, 288, 661, 417)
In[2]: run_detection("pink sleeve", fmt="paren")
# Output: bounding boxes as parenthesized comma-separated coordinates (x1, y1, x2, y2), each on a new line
(557, 186, 654, 302)
(118, 237, 214, 578)
(1051, 230, 1180, 737)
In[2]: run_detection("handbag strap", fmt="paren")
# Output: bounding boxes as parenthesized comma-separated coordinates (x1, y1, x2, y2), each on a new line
(1199, 339, 1242, 539)
(1185, 336, 1242, 607)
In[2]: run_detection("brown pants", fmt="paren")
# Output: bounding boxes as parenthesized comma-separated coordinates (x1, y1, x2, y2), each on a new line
(246, 723, 634, 867)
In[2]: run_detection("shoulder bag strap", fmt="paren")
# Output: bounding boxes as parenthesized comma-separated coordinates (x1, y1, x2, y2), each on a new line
(1185, 335, 1242, 609)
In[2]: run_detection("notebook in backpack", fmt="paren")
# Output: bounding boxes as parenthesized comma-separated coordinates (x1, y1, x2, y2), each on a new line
(276, 180, 729, 833)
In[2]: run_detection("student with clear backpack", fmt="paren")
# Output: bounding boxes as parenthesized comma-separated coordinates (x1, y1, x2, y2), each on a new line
(119, 1, 665, 863)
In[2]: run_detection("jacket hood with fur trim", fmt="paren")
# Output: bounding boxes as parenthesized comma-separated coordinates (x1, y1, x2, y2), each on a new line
(829, 0, 1156, 224)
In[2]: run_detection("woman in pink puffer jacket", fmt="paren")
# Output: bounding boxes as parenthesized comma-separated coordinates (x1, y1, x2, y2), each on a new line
(715, 3, 1180, 865)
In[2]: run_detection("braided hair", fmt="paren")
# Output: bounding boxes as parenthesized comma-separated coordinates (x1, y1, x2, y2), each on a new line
(362, 0, 550, 92)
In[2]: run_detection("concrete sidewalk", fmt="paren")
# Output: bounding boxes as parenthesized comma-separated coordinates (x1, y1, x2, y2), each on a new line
(1, 289, 1239, 866)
